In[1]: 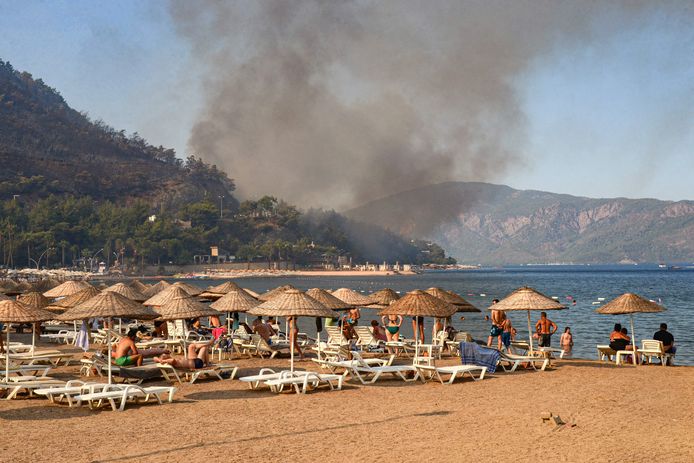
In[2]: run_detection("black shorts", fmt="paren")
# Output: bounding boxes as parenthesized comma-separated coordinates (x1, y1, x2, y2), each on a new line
(490, 325, 503, 337)
(538, 334, 552, 347)
(193, 358, 204, 369)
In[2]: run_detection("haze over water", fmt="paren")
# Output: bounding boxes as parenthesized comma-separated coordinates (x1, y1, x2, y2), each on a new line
(178, 266, 693, 365)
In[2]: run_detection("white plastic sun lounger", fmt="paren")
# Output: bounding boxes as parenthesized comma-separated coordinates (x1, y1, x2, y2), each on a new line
(0, 365, 52, 379)
(414, 363, 487, 384)
(498, 352, 550, 372)
(238, 368, 285, 389)
(34, 380, 112, 406)
(156, 363, 238, 384)
(339, 352, 418, 384)
(0, 378, 65, 400)
(264, 371, 344, 394)
(74, 384, 176, 411)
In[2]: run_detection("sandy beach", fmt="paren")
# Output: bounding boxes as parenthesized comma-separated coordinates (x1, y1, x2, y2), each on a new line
(1, 340, 692, 463)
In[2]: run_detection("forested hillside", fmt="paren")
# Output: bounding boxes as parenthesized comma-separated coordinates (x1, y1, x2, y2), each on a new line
(0, 60, 455, 269)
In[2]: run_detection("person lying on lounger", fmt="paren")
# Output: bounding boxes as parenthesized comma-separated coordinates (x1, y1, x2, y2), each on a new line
(154, 343, 210, 370)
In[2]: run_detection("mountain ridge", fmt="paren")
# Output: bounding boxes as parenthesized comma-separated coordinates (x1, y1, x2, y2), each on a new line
(344, 181, 694, 264)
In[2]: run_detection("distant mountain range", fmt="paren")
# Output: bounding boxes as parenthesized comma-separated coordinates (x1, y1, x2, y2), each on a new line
(345, 182, 694, 264)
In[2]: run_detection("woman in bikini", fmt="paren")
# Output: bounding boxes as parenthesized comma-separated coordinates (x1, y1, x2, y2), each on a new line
(380, 314, 403, 342)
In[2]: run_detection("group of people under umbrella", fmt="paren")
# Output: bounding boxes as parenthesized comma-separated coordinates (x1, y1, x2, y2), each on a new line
(0, 276, 668, 388)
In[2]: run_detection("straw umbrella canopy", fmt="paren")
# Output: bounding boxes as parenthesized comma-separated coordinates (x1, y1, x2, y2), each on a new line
(490, 286, 566, 353)
(306, 288, 353, 310)
(143, 285, 191, 307)
(17, 292, 50, 309)
(141, 280, 171, 299)
(258, 284, 297, 302)
(155, 296, 222, 321)
(243, 288, 261, 298)
(128, 280, 150, 293)
(248, 289, 337, 372)
(32, 279, 57, 292)
(210, 289, 260, 313)
(16, 281, 35, 294)
(104, 283, 146, 302)
(210, 289, 261, 332)
(199, 281, 242, 300)
(379, 290, 457, 318)
(46, 286, 100, 312)
(57, 291, 158, 384)
(0, 293, 11, 301)
(426, 287, 480, 313)
(331, 288, 376, 306)
(43, 280, 91, 299)
(596, 293, 665, 365)
(171, 281, 202, 296)
(0, 300, 55, 379)
(368, 288, 400, 308)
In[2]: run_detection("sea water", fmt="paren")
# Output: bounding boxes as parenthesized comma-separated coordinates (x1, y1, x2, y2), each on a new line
(182, 265, 694, 365)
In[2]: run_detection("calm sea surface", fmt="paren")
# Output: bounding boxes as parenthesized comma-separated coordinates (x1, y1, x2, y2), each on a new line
(173, 265, 694, 365)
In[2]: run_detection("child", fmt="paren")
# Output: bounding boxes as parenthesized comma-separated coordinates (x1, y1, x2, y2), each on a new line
(560, 326, 573, 354)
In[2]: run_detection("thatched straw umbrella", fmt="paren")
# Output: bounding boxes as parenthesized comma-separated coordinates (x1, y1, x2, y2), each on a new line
(368, 288, 400, 308)
(210, 289, 261, 332)
(128, 280, 150, 293)
(155, 296, 222, 320)
(141, 280, 171, 299)
(243, 288, 261, 298)
(46, 286, 100, 312)
(0, 300, 55, 378)
(43, 280, 91, 299)
(248, 289, 337, 372)
(379, 290, 457, 355)
(18, 291, 50, 309)
(258, 284, 297, 302)
(426, 287, 480, 313)
(306, 288, 352, 353)
(491, 286, 566, 353)
(199, 281, 242, 300)
(331, 288, 376, 306)
(143, 286, 191, 307)
(596, 293, 665, 365)
(57, 292, 158, 383)
(0, 280, 20, 295)
(0, 293, 11, 302)
(171, 281, 202, 296)
(104, 282, 146, 302)
(15, 281, 35, 294)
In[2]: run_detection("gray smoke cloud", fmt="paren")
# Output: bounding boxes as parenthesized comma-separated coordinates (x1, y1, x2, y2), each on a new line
(167, 1, 678, 210)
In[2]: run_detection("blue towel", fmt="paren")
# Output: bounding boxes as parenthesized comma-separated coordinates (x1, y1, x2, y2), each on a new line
(460, 341, 500, 373)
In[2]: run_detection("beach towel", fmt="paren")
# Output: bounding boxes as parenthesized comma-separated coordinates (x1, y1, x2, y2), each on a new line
(76, 321, 90, 352)
(459, 341, 500, 373)
(211, 327, 227, 340)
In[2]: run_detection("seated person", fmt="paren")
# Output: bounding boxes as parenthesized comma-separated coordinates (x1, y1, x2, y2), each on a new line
(153, 320, 168, 338)
(112, 328, 143, 367)
(209, 315, 221, 328)
(252, 316, 274, 343)
(609, 323, 622, 342)
(653, 323, 676, 354)
(154, 342, 210, 370)
(370, 320, 388, 342)
(609, 327, 630, 351)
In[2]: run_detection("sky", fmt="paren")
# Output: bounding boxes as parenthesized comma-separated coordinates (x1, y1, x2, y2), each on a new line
(1, 0, 693, 205)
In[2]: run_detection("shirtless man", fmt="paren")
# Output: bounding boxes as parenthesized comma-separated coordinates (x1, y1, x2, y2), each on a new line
(501, 316, 513, 352)
(113, 329, 143, 367)
(154, 343, 210, 370)
(535, 312, 557, 347)
(288, 316, 304, 360)
(487, 299, 505, 348)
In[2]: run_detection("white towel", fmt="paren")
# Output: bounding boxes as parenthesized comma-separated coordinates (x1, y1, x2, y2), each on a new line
(76, 321, 90, 352)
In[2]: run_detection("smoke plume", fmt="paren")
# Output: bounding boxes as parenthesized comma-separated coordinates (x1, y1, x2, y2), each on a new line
(167, 1, 676, 210)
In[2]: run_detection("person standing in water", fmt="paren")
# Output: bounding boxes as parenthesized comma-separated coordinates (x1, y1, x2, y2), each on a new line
(560, 326, 573, 354)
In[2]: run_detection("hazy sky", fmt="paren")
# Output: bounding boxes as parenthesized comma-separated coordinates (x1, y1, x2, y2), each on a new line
(1, 0, 692, 205)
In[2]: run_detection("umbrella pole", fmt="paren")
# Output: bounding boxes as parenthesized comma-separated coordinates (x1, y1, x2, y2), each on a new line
(6, 325, 10, 380)
(527, 310, 533, 354)
(31, 323, 36, 354)
(290, 318, 295, 373)
(107, 317, 112, 384)
(630, 314, 637, 366)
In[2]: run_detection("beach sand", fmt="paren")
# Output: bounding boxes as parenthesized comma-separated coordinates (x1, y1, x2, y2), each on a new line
(1, 344, 692, 463)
